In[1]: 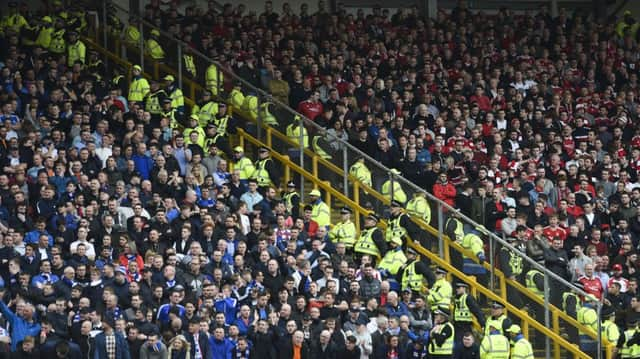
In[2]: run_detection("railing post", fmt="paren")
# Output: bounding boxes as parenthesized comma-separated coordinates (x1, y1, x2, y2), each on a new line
(256, 95, 262, 142)
(102, 0, 108, 49)
(298, 115, 305, 197)
(177, 45, 183, 90)
(342, 146, 349, 198)
(138, 15, 144, 71)
(544, 273, 551, 359)
(283, 155, 290, 185)
(437, 202, 443, 257)
(489, 234, 495, 292)
(389, 171, 394, 205)
(597, 302, 603, 359)
(353, 182, 360, 232)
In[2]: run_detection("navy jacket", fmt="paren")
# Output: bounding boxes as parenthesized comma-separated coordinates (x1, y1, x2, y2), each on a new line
(92, 331, 130, 359)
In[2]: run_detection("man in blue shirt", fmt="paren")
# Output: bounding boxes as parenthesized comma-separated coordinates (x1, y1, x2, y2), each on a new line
(0, 291, 41, 351)
(156, 287, 185, 324)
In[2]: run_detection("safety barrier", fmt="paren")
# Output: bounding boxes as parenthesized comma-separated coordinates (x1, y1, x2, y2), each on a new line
(85, 2, 615, 357)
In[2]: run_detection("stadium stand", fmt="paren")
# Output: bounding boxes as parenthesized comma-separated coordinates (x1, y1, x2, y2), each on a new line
(0, 0, 636, 358)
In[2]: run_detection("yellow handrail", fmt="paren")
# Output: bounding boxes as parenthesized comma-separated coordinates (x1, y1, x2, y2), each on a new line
(84, 30, 613, 358)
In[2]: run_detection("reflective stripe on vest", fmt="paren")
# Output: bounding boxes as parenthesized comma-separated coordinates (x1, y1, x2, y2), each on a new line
(354, 228, 380, 258)
(480, 334, 510, 359)
(454, 294, 471, 322)
(330, 221, 356, 248)
(428, 322, 454, 355)
(378, 249, 407, 275)
(235, 157, 255, 180)
(525, 270, 543, 298)
(484, 315, 507, 336)
(401, 261, 424, 292)
(253, 158, 272, 187)
(386, 214, 408, 241)
(282, 192, 298, 213)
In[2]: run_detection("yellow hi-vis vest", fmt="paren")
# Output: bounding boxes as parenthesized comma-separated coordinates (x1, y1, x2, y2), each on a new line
(354, 227, 380, 258)
(602, 319, 620, 345)
(206, 64, 224, 96)
(129, 77, 150, 102)
(484, 314, 507, 336)
(234, 156, 255, 181)
(212, 115, 230, 137)
(511, 338, 534, 359)
(183, 54, 196, 77)
(577, 306, 598, 338)
(479, 333, 510, 359)
(36, 26, 53, 49)
(401, 261, 425, 292)
(445, 217, 464, 243)
(311, 200, 330, 227)
(252, 158, 273, 187)
(381, 179, 407, 204)
(427, 277, 452, 309)
(145, 90, 167, 115)
(406, 195, 431, 224)
(123, 25, 140, 45)
(454, 294, 472, 323)
(283, 191, 299, 214)
(169, 87, 184, 109)
(377, 248, 407, 275)
(349, 161, 372, 188)
(329, 220, 356, 248)
(229, 88, 245, 109)
(562, 292, 581, 314)
(502, 247, 523, 276)
(193, 102, 218, 127)
(620, 328, 640, 358)
(67, 40, 86, 66)
(145, 38, 165, 60)
(525, 269, 544, 298)
(49, 29, 66, 54)
(428, 322, 454, 355)
(312, 136, 332, 160)
(243, 95, 258, 119)
(386, 213, 408, 242)
(460, 233, 485, 274)
(258, 103, 279, 126)
(286, 122, 309, 148)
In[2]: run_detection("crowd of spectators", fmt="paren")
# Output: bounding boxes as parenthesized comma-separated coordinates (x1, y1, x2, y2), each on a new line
(2, 0, 640, 357)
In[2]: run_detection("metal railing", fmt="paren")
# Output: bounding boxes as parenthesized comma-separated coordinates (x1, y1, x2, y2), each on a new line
(90, 2, 613, 357)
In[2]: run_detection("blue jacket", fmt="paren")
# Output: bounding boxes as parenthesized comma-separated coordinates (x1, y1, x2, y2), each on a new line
(209, 337, 234, 359)
(93, 331, 130, 359)
(214, 297, 238, 325)
(132, 154, 154, 180)
(0, 300, 41, 351)
(384, 302, 410, 318)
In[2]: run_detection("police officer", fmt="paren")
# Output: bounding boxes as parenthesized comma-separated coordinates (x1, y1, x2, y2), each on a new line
(212, 103, 235, 138)
(49, 18, 66, 56)
(86, 50, 105, 82)
(387, 200, 424, 248)
(160, 98, 182, 131)
(308, 189, 330, 228)
(329, 207, 356, 252)
(233, 146, 255, 186)
(484, 302, 512, 336)
(428, 307, 455, 358)
(479, 323, 510, 359)
(406, 191, 431, 226)
(286, 116, 309, 149)
(128, 65, 149, 105)
(184, 115, 206, 151)
(453, 282, 485, 344)
(381, 169, 407, 204)
(563, 282, 583, 345)
(66, 30, 85, 67)
(35, 16, 54, 49)
(203, 123, 230, 159)
(460, 228, 487, 286)
(378, 236, 406, 291)
(525, 267, 545, 348)
(281, 181, 300, 219)
(144, 80, 167, 123)
(349, 157, 372, 189)
(205, 62, 224, 96)
(427, 268, 452, 310)
(145, 29, 165, 60)
(183, 46, 197, 78)
(617, 318, 640, 359)
(192, 91, 218, 127)
(498, 236, 524, 309)
(164, 75, 184, 113)
(311, 133, 333, 160)
(398, 247, 434, 295)
(577, 294, 599, 357)
(252, 147, 279, 191)
(354, 213, 386, 264)
(602, 306, 620, 355)
(505, 325, 534, 359)
(123, 17, 141, 46)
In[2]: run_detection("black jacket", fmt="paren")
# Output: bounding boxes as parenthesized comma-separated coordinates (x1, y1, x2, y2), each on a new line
(185, 331, 211, 359)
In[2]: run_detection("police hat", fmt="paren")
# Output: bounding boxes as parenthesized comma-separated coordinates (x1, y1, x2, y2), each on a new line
(390, 200, 402, 208)
(340, 206, 352, 214)
(491, 301, 505, 309)
(366, 213, 380, 222)
(435, 267, 447, 275)
(287, 181, 296, 188)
